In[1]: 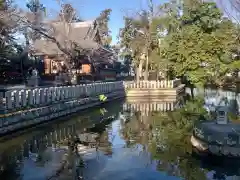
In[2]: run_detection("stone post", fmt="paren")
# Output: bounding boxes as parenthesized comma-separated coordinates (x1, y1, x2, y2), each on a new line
(28, 90, 34, 106)
(51, 87, 56, 102)
(14, 91, 20, 108)
(40, 88, 45, 104)
(6, 91, 12, 110)
(44, 88, 49, 103)
(21, 90, 27, 107)
(64, 87, 68, 99)
(56, 87, 60, 101)
(60, 87, 65, 100)
(35, 89, 40, 105)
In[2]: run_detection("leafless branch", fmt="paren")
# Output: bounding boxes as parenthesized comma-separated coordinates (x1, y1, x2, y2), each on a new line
(217, 0, 240, 24)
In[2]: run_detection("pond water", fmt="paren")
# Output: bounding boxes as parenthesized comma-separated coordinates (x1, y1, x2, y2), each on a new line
(0, 89, 239, 180)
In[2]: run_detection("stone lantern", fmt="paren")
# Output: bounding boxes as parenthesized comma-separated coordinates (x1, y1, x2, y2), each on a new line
(216, 106, 229, 125)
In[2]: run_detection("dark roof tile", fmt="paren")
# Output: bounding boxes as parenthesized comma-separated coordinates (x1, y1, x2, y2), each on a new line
(33, 21, 99, 55)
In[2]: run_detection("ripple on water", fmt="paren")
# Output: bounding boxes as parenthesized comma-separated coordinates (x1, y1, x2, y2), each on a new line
(0, 97, 240, 180)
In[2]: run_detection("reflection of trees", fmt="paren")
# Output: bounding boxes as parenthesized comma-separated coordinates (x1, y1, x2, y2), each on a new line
(0, 103, 120, 179)
(121, 98, 209, 180)
(120, 111, 152, 147)
(0, 154, 21, 180)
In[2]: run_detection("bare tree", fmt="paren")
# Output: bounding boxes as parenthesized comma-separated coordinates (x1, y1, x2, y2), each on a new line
(2, 1, 97, 71)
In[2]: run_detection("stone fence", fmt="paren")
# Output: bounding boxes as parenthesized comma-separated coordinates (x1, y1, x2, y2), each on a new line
(0, 81, 125, 135)
(0, 80, 185, 135)
(0, 81, 124, 113)
(124, 79, 181, 89)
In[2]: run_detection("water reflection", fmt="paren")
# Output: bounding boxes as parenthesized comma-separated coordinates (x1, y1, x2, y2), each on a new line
(1, 95, 240, 180)
(0, 101, 122, 180)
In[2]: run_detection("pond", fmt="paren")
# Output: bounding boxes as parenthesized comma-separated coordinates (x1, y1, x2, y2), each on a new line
(0, 88, 239, 180)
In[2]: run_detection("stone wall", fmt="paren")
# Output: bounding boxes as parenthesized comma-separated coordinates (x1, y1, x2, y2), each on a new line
(0, 81, 125, 135)
(123, 79, 185, 98)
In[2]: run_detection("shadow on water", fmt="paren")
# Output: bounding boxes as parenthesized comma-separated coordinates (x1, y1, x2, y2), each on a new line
(0, 88, 240, 180)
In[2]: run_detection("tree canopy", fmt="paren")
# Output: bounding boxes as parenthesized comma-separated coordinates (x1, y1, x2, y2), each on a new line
(119, 0, 240, 86)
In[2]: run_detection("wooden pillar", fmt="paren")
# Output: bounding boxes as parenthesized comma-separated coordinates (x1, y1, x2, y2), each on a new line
(44, 55, 51, 74)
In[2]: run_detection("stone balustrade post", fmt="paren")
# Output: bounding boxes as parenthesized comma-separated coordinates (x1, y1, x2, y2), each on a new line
(84, 84, 87, 96)
(81, 85, 85, 97)
(21, 90, 27, 107)
(102, 83, 105, 93)
(85, 84, 89, 96)
(93, 83, 96, 95)
(83, 85, 87, 97)
(98, 83, 101, 93)
(67, 87, 71, 99)
(51, 87, 56, 102)
(107, 83, 110, 92)
(90, 84, 93, 95)
(89, 84, 92, 95)
(110, 82, 113, 91)
(35, 89, 40, 105)
(28, 90, 34, 106)
(73, 86, 76, 98)
(105, 82, 108, 93)
(0, 92, 4, 111)
(67, 86, 71, 99)
(63, 87, 67, 100)
(78, 85, 82, 97)
(56, 87, 61, 101)
(117, 81, 119, 90)
(99, 83, 102, 93)
(109, 82, 111, 92)
(104, 83, 106, 92)
(89, 84, 93, 95)
(118, 81, 120, 90)
(60, 87, 65, 100)
(14, 91, 20, 108)
(76, 85, 80, 97)
(46, 88, 51, 103)
(94, 83, 97, 94)
(114, 82, 116, 90)
(40, 88, 45, 104)
(70, 86, 73, 98)
(6, 91, 12, 110)
(97, 83, 101, 94)
(113, 82, 116, 90)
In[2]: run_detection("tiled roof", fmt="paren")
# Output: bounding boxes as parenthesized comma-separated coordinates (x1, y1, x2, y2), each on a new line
(32, 21, 99, 55)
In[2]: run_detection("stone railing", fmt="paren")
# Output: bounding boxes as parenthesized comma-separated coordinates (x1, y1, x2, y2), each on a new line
(0, 81, 124, 113)
(124, 79, 181, 89)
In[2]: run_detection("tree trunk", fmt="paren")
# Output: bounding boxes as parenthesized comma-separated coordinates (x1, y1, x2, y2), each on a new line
(136, 60, 143, 82)
(190, 84, 195, 99)
(144, 55, 149, 80)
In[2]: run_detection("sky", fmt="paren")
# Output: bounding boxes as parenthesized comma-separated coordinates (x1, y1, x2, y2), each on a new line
(15, 0, 238, 44)
(15, 0, 169, 44)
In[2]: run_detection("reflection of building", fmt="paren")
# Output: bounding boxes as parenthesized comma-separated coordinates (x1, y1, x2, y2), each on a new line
(123, 102, 177, 116)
